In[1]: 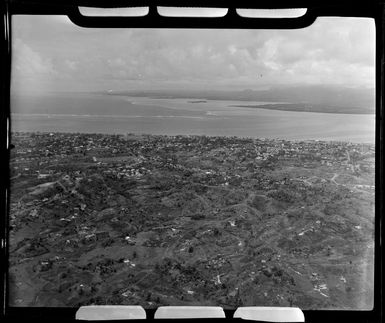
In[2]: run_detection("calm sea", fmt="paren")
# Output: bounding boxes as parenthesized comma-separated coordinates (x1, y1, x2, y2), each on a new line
(11, 92, 375, 143)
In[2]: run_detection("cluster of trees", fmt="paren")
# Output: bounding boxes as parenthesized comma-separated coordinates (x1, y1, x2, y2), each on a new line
(267, 189, 300, 204)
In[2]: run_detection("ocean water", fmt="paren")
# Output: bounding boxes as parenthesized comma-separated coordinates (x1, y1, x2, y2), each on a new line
(11, 93, 375, 143)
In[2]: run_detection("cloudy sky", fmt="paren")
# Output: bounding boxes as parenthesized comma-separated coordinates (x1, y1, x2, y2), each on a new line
(11, 15, 375, 93)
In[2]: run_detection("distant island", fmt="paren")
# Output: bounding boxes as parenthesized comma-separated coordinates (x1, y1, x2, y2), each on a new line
(229, 103, 374, 115)
(105, 86, 374, 115)
(188, 100, 207, 103)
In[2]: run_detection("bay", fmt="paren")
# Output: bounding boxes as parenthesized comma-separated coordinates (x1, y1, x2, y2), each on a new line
(11, 92, 375, 143)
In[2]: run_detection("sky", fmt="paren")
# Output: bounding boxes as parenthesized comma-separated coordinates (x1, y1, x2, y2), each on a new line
(11, 14, 375, 93)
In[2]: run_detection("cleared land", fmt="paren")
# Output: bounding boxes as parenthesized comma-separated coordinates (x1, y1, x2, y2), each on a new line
(8, 132, 374, 309)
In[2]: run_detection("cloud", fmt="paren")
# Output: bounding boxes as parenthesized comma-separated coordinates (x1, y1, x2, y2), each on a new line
(64, 59, 78, 71)
(13, 39, 55, 76)
(11, 39, 58, 93)
(11, 15, 375, 92)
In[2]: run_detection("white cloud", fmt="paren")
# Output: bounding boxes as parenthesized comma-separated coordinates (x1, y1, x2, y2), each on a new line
(11, 16, 375, 92)
(13, 39, 55, 76)
(65, 59, 78, 71)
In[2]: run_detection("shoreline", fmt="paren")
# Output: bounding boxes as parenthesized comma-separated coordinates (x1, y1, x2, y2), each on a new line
(10, 131, 376, 147)
(229, 104, 374, 115)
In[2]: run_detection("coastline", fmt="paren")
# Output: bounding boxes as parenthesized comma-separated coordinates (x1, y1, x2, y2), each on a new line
(229, 103, 374, 115)
(10, 131, 376, 147)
